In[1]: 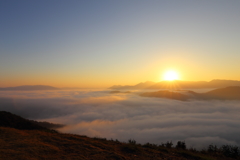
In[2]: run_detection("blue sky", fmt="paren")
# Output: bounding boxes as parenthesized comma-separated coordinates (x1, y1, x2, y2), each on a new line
(1, 0, 240, 88)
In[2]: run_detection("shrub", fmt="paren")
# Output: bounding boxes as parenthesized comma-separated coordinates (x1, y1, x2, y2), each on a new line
(128, 139, 136, 145)
(220, 145, 239, 158)
(164, 141, 173, 148)
(207, 144, 218, 153)
(121, 144, 140, 154)
(142, 142, 158, 149)
(188, 147, 197, 153)
(175, 141, 186, 150)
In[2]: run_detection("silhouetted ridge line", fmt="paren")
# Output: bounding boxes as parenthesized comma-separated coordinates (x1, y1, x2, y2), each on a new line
(140, 86, 240, 101)
(0, 85, 59, 91)
(140, 90, 188, 101)
(202, 86, 240, 100)
(0, 111, 49, 130)
(109, 81, 155, 89)
(30, 120, 65, 129)
(110, 80, 240, 90)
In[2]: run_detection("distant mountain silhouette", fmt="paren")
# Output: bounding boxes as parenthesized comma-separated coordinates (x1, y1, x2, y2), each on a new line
(133, 81, 157, 89)
(109, 90, 131, 94)
(110, 80, 240, 90)
(208, 80, 240, 88)
(191, 86, 240, 100)
(0, 85, 59, 91)
(109, 81, 155, 89)
(140, 90, 188, 101)
(148, 81, 208, 89)
(140, 86, 240, 101)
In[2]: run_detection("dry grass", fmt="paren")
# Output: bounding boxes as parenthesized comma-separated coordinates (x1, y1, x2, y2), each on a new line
(0, 126, 234, 160)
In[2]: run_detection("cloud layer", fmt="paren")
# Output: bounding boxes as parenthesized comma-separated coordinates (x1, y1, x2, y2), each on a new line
(0, 90, 240, 149)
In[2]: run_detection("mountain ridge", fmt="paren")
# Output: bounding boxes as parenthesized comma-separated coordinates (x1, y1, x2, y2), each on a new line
(140, 86, 240, 101)
(0, 85, 59, 91)
(110, 79, 240, 90)
(0, 111, 50, 130)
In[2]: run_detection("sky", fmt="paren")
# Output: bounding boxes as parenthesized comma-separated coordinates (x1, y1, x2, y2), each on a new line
(1, 0, 240, 88)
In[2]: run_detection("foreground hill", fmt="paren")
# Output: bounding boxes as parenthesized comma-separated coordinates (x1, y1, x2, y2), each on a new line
(0, 85, 59, 91)
(0, 111, 63, 130)
(0, 111, 49, 130)
(0, 111, 239, 160)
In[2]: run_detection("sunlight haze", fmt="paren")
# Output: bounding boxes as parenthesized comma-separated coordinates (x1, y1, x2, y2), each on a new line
(1, 0, 240, 87)
(163, 70, 180, 81)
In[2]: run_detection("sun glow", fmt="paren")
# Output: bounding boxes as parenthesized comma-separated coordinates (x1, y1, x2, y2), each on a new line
(163, 70, 179, 81)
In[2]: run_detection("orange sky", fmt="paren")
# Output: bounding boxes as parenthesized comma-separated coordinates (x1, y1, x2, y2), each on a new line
(1, 1, 240, 88)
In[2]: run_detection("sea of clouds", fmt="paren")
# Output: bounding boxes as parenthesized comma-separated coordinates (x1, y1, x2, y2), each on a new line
(0, 89, 240, 149)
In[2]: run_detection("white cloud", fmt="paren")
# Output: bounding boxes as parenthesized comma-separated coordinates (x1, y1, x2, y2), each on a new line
(0, 90, 240, 149)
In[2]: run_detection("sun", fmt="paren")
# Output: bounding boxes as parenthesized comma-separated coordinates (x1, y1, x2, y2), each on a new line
(163, 70, 179, 81)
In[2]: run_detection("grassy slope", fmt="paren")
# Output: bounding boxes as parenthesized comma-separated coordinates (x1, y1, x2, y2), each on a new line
(0, 126, 233, 160)
(0, 111, 238, 160)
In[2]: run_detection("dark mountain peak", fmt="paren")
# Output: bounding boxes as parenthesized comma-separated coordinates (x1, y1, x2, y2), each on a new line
(140, 90, 188, 101)
(188, 86, 240, 100)
(110, 79, 240, 90)
(205, 86, 240, 99)
(208, 79, 240, 87)
(139, 86, 240, 101)
(109, 81, 156, 89)
(210, 79, 239, 82)
(134, 81, 156, 88)
(0, 85, 59, 91)
(138, 81, 155, 84)
(0, 111, 48, 130)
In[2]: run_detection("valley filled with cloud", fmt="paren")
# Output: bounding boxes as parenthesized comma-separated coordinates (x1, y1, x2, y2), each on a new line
(0, 89, 239, 149)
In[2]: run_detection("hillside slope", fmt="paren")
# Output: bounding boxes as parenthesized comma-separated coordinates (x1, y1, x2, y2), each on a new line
(0, 111, 48, 130)
(0, 127, 221, 160)
(203, 86, 240, 100)
(0, 111, 238, 160)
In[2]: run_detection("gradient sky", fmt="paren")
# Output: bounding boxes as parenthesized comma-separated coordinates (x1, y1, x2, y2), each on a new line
(1, 0, 240, 88)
